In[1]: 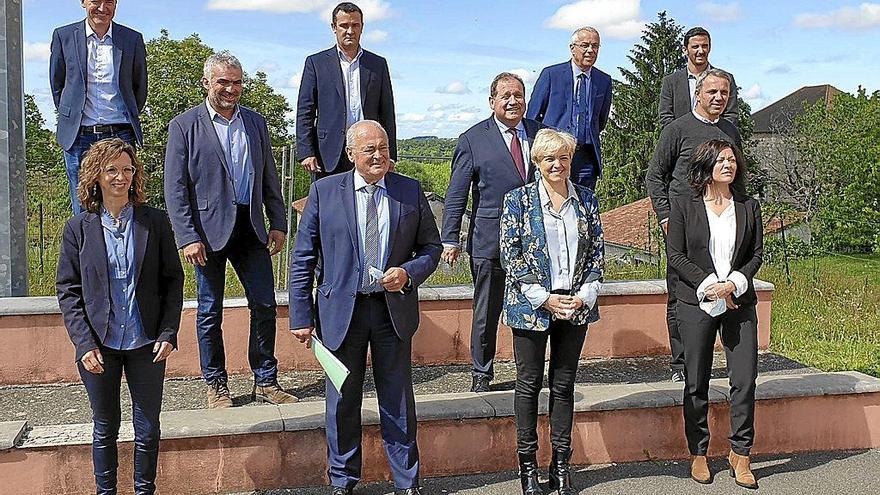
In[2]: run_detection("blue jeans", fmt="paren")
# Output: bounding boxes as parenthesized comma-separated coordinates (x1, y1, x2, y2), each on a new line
(78, 344, 166, 495)
(63, 127, 135, 215)
(194, 206, 278, 385)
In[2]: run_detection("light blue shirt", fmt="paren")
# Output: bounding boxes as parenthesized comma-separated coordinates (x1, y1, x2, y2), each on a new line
(493, 116, 531, 174)
(206, 100, 254, 205)
(571, 61, 593, 144)
(82, 21, 129, 126)
(353, 171, 390, 286)
(100, 205, 150, 350)
(338, 47, 365, 130)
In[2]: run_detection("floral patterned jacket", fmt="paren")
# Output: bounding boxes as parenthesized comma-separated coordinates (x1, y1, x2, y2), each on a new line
(499, 180, 605, 331)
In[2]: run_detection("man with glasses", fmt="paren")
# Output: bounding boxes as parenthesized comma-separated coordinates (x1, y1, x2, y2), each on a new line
(50, 0, 147, 215)
(528, 27, 612, 190)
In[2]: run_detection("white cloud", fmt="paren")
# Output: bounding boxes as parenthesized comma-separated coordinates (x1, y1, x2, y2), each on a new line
(435, 81, 471, 95)
(206, 0, 392, 21)
(363, 29, 389, 43)
(742, 83, 763, 100)
(508, 68, 539, 85)
(256, 61, 280, 73)
(544, 0, 645, 39)
(279, 71, 302, 89)
(24, 42, 51, 62)
(794, 3, 880, 30)
(696, 2, 742, 23)
(399, 112, 427, 122)
(448, 111, 479, 122)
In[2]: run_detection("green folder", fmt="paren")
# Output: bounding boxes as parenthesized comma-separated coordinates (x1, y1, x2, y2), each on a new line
(312, 336, 350, 395)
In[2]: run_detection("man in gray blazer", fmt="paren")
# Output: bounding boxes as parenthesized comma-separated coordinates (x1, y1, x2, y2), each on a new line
(658, 27, 738, 129)
(164, 51, 294, 408)
(50, 0, 147, 215)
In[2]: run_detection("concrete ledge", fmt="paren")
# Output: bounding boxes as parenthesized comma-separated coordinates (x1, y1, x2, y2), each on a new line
(0, 421, 27, 450)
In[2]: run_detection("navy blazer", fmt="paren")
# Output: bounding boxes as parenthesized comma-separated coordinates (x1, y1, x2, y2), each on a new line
(296, 47, 396, 172)
(56, 206, 184, 361)
(163, 102, 287, 251)
(441, 116, 545, 260)
(49, 20, 147, 150)
(288, 171, 442, 351)
(659, 67, 739, 128)
(526, 61, 612, 173)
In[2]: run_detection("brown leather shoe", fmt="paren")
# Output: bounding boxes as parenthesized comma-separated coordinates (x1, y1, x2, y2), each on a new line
(728, 451, 758, 489)
(253, 383, 299, 404)
(691, 455, 711, 484)
(206, 381, 233, 409)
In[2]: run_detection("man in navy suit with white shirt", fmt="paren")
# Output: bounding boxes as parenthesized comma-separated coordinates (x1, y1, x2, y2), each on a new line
(50, 0, 147, 215)
(527, 26, 612, 191)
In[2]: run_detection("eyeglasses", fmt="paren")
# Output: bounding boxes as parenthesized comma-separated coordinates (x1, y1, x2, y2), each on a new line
(571, 42, 601, 51)
(103, 166, 136, 178)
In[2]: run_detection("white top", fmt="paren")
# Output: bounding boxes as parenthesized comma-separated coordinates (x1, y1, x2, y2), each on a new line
(353, 171, 390, 272)
(696, 201, 749, 315)
(338, 47, 364, 130)
(82, 21, 128, 126)
(686, 64, 712, 111)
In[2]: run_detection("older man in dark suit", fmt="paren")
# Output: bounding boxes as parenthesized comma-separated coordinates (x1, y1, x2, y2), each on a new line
(289, 120, 441, 495)
(164, 51, 294, 409)
(296, 2, 396, 180)
(50, 0, 147, 215)
(442, 72, 545, 393)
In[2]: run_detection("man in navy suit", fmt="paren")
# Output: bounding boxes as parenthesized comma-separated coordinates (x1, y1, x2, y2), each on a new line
(50, 0, 147, 215)
(164, 52, 295, 409)
(442, 72, 544, 393)
(296, 2, 396, 180)
(527, 26, 612, 190)
(289, 120, 441, 495)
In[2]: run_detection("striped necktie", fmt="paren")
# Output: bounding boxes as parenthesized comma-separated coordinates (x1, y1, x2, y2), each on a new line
(360, 183, 380, 292)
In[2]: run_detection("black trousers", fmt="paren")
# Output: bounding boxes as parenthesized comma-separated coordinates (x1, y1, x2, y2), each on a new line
(512, 321, 588, 455)
(311, 149, 354, 181)
(666, 265, 685, 371)
(678, 301, 758, 456)
(469, 257, 506, 379)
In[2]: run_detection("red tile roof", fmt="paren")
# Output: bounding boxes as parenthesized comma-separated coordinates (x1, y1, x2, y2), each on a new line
(600, 198, 660, 252)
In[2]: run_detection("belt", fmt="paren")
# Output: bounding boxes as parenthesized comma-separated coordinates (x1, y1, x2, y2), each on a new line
(80, 124, 131, 135)
(356, 291, 385, 299)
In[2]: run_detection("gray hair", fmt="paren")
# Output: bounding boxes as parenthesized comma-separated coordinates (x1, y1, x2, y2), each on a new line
(570, 26, 600, 42)
(203, 51, 243, 81)
(695, 68, 731, 94)
(345, 120, 388, 149)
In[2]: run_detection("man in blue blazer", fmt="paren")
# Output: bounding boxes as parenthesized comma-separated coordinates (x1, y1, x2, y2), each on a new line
(164, 52, 294, 409)
(442, 72, 544, 393)
(50, 0, 147, 215)
(289, 120, 441, 495)
(296, 2, 396, 180)
(527, 27, 612, 190)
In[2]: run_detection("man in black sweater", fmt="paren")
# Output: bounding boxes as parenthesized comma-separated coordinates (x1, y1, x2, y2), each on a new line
(647, 68, 745, 382)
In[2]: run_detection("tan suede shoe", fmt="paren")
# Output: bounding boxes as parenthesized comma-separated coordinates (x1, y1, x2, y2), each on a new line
(253, 383, 299, 404)
(728, 451, 758, 489)
(691, 455, 711, 484)
(206, 381, 233, 409)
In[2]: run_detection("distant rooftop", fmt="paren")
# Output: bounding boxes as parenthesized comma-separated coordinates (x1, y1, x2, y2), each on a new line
(753, 84, 842, 134)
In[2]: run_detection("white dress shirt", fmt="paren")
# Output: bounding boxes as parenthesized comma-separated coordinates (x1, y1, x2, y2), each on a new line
(687, 64, 713, 111)
(338, 47, 364, 130)
(353, 171, 390, 276)
(82, 21, 128, 126)
(520, 179, 602, 311)
(493, 116, 530, 170)
(696, 201, 749, 315)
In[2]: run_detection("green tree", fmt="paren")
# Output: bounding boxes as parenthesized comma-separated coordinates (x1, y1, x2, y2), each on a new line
(24, 94, 62, 173)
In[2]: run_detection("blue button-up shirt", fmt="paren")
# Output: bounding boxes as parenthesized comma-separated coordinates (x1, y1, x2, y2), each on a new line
(206, 100, 254, 205)
(82, 21, 129, 126)
(101, 205, 150, 350)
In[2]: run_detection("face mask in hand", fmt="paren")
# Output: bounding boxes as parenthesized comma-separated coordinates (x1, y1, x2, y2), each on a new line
(700, 297, 727, 317)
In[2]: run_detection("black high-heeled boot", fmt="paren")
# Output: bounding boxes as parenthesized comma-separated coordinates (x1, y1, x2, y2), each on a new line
(547, 448, 574, 495)
(518, 452, 542, 495)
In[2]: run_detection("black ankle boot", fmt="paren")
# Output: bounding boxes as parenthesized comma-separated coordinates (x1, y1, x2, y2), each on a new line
(547, 448, 574, 495)
(518, 452, 542, 495)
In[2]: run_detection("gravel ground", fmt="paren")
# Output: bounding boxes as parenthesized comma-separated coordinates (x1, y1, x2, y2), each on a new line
(0, 352, 816, 426)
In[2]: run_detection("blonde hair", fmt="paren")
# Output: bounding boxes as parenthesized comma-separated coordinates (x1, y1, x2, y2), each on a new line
(530, 128, 576, 164)
(77, 138, 147, 213)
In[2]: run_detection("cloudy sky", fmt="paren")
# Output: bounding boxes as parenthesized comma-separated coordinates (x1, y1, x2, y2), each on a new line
(21, 0, 880, 138)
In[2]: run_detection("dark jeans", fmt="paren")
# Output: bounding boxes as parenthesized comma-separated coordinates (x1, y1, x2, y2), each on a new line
(78, 344, 166, 495)
(194, 206, 278, 385)
(678, 301, 758, 456)
(325, 294, 419, 490)
(513, 321, 588, 454)
(63, 127, 135, 215)
(469, 257, 506, 380)
(571, 143, 598, 191)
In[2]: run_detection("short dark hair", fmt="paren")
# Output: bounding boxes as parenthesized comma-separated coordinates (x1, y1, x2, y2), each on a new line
(490, 72, 525, 98)
(683, 27, 711, 47)
(688, 139, 746, 196)
(331, 2, 363, 25)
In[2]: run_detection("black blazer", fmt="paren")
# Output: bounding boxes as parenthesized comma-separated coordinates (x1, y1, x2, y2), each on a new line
(56, 205, 184, 361)
(666, 194, 763, 306)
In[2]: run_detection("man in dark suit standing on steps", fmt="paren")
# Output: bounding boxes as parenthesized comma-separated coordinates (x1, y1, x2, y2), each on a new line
(296, 2, 396, 180)
(659, 26, 739, 129)
(527, 26, 612, 190)
(442, 72, 545, 393)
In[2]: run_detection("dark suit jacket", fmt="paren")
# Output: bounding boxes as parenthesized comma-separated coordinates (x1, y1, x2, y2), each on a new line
(296, 47, 396, 172)
(164, 102, 287, 251)
(658, 67, 739, 128)
(666, 194, 763, 306)
(441, 117, 545, 259)
(56, 205, 184, 361)
(49, 20, 147, 150)
(526, 61, 612, 172)
(288, 171, 442, 351)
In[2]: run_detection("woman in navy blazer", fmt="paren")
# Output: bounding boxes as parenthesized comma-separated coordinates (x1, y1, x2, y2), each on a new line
(666, 139, 763, 489)
(56, 139, 183, 494)
(500, 129, 604, 495)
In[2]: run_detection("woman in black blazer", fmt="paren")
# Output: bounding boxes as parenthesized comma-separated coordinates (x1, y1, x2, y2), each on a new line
(56, 138, 184, 494)
(666, 139, 763, 489)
